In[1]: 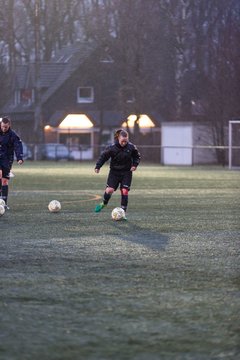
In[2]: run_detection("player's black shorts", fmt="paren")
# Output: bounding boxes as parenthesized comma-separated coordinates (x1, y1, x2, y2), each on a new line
(106, 169, 132, 191)
(0, 161, 11, 180)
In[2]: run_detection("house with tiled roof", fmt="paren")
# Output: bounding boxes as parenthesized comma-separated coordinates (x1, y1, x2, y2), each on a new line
(1, 41, 162, 160)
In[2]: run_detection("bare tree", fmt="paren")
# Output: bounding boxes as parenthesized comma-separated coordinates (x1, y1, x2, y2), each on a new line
(0, 0, 239, 161)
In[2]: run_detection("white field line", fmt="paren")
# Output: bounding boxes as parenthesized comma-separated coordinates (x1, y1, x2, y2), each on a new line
(10, 191, 101, 206)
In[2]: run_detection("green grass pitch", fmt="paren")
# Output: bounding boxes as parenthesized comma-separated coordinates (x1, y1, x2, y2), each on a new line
(0, 162, 239, 360)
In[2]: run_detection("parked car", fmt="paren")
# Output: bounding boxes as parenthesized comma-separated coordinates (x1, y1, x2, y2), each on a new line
(40, 143, 73, 160)
(70, 146, 93, 160)
(14, 142, 33, 160)
(22, 142, 33, 160)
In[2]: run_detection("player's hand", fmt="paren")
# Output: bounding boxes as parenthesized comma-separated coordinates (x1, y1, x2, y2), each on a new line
(130, 166, 136, 171)
(18, 160, 24, 165)
(95, 168, 100, 173)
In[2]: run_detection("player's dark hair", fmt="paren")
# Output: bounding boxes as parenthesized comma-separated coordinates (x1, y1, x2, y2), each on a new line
(2, 116, 11, 124)
(114, 128, 123, 140)
(114, 128, 128, 140)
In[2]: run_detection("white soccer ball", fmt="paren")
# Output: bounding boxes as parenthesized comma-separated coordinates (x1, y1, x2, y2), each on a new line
(0, 199, 6, 207)
(0, 204, 5, 216)
(48, 200, 61, 213)
(111, 207, 125, 221)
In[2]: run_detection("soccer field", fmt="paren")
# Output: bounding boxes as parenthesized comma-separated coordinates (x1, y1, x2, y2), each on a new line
(0, 162, 239, 360)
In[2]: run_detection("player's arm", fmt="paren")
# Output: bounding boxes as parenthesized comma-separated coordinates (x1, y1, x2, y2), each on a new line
(94, 146, 112, 173)
(131, 145, 141, 171)
(12, 133, 24, 164)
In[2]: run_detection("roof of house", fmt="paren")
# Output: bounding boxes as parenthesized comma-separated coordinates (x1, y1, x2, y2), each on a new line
(41, 41, 96, 103)
(14, 63, 66, 89)
(1, 41, 96, 114)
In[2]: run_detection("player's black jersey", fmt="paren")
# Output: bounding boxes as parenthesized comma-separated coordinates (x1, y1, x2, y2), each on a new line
(0, 128, 23, 164)
(95, 141, 141, 171)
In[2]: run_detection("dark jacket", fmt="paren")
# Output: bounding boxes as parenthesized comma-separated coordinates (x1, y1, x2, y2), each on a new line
(0, 128, 23, 165)
(95, 141, 141, 171)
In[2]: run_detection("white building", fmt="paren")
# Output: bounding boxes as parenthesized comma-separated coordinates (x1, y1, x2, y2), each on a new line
(161, 122, 218, 165)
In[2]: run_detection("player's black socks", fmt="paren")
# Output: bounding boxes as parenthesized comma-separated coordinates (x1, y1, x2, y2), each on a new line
(1, 185, 8, 204)
(0, 179, 2, 197)
(121, 195, 128, 212)
(103, 192, 111, 205)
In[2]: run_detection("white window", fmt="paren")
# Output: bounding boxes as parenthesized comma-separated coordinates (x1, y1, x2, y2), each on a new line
(77, 87, 94, 103)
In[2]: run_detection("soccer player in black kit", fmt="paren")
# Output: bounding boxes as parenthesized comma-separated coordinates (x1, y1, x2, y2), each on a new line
(0, 116, 24, 209)
(94, 129, 141, 219)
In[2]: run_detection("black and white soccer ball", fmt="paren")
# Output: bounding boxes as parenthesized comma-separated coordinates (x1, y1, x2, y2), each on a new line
(48, 200, 61, 213)
(111, 207, 125, 221)
(0, 199, 5, 207)
(0, 204, 5, 216)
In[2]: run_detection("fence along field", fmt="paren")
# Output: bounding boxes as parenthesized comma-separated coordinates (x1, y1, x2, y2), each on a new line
(0, 162, 239, 360)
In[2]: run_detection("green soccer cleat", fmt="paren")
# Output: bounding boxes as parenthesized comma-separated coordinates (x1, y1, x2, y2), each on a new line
(95, 202, 105, 213)
(122, 211, 127, 221)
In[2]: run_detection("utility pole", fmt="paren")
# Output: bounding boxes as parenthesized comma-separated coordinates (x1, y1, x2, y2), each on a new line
(34, 0, 43, 143)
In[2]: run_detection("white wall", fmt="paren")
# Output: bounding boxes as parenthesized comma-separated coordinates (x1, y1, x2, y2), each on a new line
(161, 123, 193, 165)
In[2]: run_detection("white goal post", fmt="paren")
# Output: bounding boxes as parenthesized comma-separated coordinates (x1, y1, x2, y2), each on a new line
(229, 120, 240, 169)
